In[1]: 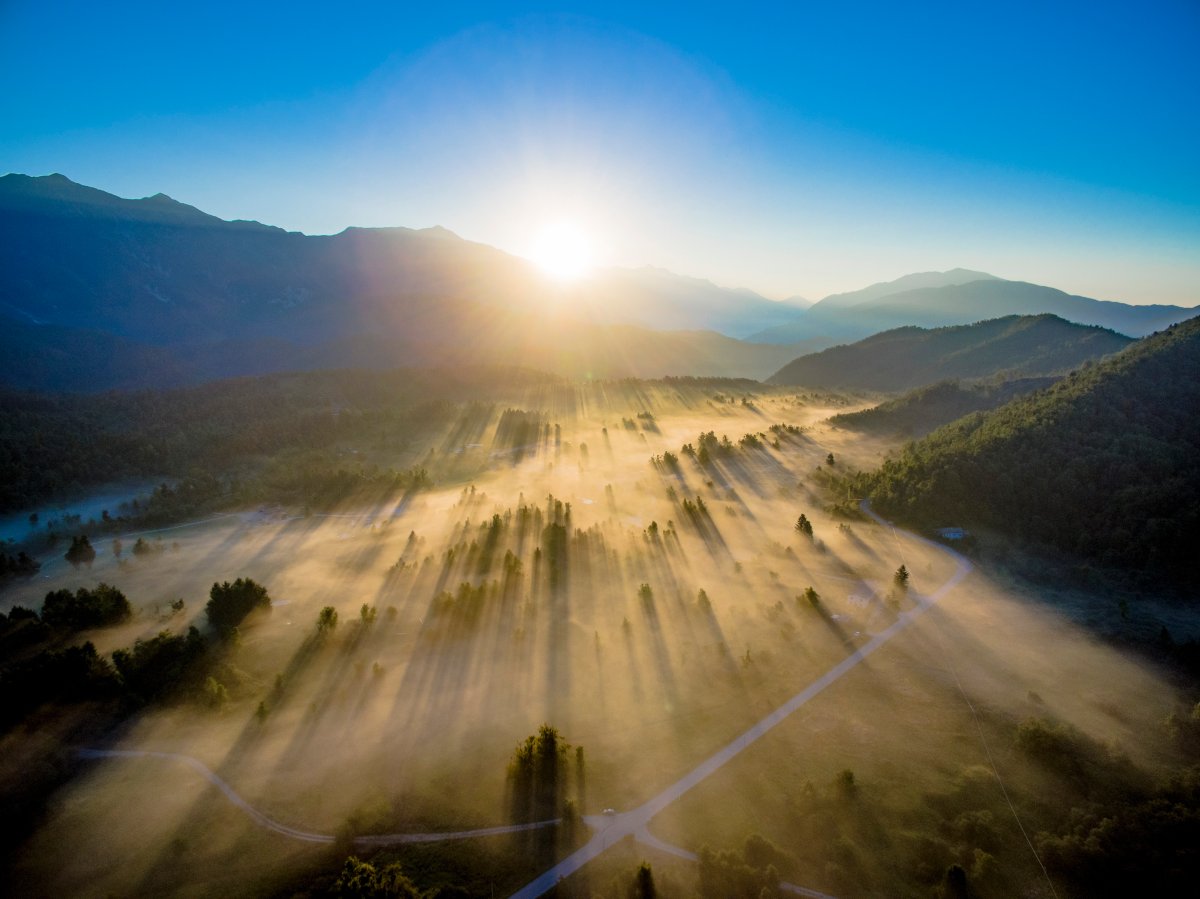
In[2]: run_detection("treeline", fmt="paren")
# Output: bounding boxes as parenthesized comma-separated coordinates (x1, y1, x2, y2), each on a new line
(0, 365, 559, 513)
(856, 317, 1200, 587)
(14, 456, 432, 549)
(0, 550, 40, 583)
(1013, 715, 1199, 898)
(0, 577, 272, 730)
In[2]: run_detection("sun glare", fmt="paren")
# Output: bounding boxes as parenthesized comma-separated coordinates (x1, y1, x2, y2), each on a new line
(528, 221, 594, 281)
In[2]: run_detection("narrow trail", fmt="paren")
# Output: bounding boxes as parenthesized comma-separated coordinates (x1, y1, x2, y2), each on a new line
(507, 503, 972, 897)
(75, 749, 559, 846)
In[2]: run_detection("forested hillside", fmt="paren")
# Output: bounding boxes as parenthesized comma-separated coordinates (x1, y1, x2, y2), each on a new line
(769, 315, 1131, 390)
(858, 317, 1200, 585)
(829, 377, 1057, 438)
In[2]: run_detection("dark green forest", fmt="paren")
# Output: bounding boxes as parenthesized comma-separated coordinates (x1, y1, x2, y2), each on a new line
(856, 316, 1200, 587)
(0, 366, 561, 514)
(769, 314, 1130, 391)
(830, 377, 1057, 439)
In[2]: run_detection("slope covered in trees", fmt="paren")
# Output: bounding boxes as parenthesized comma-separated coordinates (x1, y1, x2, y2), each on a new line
(858, 316, 1200, 586)
(829, 377, 1057, 438)
(768, 315, 1131, 391)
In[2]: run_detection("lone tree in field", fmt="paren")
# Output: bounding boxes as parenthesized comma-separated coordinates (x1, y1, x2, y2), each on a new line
(894, 564, 910, 592)
(944, 864, 969, 899)
(795, 514, 813, 539)
(206, 577, 271, 634)
(801, 586, 820, 607)
(64, 535, 96, 569)
(638, 583, 654, 606)
(508, 723, 577, 827)
(317, 606, 338, 633)
(826, 452, 836, 466)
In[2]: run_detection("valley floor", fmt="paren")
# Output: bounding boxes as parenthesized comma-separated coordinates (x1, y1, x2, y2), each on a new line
(1, 383, 1194, 898)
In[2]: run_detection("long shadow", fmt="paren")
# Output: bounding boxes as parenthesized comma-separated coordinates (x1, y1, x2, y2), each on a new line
(837, 526, 882, 564)
(634, 583, 681, 712)
(126, 623, 336, 893)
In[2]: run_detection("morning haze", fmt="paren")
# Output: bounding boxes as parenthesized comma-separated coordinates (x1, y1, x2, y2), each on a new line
(1, 3, 1198, 898)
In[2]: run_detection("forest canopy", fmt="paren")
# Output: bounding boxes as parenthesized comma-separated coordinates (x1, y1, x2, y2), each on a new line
(856, 316, 1200, 586)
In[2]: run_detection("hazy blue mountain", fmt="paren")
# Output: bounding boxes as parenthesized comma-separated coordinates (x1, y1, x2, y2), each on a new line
(748, 270, 1195, 343)
(0, 173, 809, 388)
(838, 279, 1193, 336)
(0, 173, 801, 341)
(581, 267, 809, 337)
(768, 314, 1133, 390)
(815, 268, 1000, 309)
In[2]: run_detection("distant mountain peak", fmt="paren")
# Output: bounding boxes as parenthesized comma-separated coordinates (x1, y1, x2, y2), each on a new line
(420, 224, 461, 239)
(817, 268, 1001, 309)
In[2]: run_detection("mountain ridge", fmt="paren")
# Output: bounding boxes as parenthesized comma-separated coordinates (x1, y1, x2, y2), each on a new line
(768, 314, 1134, 391)
(750, 273, 1196, 344)
(0, 173, 811, 348)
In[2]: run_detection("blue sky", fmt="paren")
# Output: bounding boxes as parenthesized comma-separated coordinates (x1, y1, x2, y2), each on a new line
(2, 0, 1197, 303)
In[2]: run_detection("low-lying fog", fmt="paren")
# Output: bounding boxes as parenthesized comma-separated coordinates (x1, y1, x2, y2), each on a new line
(3, 382, 1190, 898)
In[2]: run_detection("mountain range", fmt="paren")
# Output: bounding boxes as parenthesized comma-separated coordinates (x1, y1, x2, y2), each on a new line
(749, 270, 1194, 344)
(0, 173, 821, 389)
(1, 173, 1194, 392)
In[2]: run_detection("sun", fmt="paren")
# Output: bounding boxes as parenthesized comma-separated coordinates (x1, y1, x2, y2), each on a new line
(527, 221, 595, 281)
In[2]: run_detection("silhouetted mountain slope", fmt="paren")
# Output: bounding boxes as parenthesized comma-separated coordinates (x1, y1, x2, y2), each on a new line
(0, 306, 803, 393)
(859, 316, 1200, 585)
(0, 173, 530, 344)
(828, 377, 1058, 438)
(0, 173, 804, 340)
(768, 315, 1131, 390)
(0, 173, 811, 387)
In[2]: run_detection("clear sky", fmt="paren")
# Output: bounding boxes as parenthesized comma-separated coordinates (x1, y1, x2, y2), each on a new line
(2, 0, 1197, 304)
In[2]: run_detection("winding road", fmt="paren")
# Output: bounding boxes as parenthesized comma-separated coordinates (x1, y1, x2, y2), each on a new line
(75, 748, 559, 846)
(77, 503, 970, 897)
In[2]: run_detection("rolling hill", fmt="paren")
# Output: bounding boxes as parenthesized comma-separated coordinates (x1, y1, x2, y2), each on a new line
(828, 377, 1058, 439)
(767, 314, 1133, 391)
(858, 315, 1200, 585)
